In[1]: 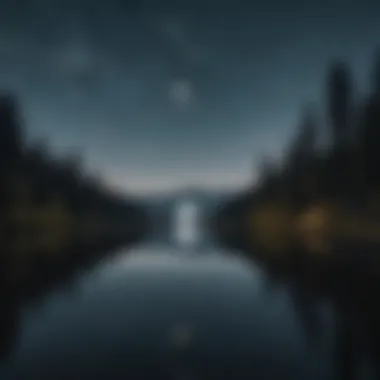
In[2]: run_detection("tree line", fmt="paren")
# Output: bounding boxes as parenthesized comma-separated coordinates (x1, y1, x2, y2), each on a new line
(211, 48, 380, 380)
(213, 49, 380, 256)
(0, 92, 147, 288)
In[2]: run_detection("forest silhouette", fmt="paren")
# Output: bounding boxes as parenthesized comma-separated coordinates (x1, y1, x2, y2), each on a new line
(213, 48, 380, 380)
(0, 93, 148, 363)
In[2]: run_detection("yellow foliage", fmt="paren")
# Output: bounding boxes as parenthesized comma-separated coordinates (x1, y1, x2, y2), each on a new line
(7, 189, 75, 259)
(247, 200, 295, 256)
(295, 203, 339, 236)
(247, 200, 344, 258)
(31, 197, 74, 256)
(248, 197, 380, 259)
(294, 203, 339, 256)
(34, 197, 72, 230)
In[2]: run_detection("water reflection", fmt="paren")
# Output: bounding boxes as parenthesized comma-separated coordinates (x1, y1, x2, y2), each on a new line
(0, 242, 334, 380)
(0, 294, 20, 365)
(234, 241, 380, 380)
(172, 197, 204, 252)
(4, 238, 380, 379)
(0, 240, 138, 372)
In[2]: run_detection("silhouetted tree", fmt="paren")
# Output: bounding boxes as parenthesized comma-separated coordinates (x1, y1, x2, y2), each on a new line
(359, 50, 380, 189)
(0, 94, 24, 279)
(327, 61, 352, 149)
(256, 156, 280, 200)
(0, 94, 23, 167)
(288, 105, 318, 170)
(325, 61, 356, 198)
(213, 47, 380, 380)
(286, 105, 319, 207)
(371, 48, 380, 97)
(0, 89, 147, 298)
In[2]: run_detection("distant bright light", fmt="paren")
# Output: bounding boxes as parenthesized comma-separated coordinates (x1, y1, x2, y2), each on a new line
(172, 199, 200, 246)
(169, 80, 193, 105)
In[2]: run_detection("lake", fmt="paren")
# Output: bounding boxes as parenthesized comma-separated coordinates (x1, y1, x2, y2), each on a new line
(0, 241, 345, 380)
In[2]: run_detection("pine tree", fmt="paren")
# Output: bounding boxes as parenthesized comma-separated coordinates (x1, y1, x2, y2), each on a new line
(326, 61, 352, 149)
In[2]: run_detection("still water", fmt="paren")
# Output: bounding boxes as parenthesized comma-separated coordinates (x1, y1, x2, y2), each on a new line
(0, 243, 337, 380)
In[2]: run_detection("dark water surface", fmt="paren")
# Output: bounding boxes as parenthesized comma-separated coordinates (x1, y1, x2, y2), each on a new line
(0, 243, 338, 380)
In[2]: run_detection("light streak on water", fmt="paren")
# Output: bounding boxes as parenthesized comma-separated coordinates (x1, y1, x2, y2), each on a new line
(172, 199, 201, 248)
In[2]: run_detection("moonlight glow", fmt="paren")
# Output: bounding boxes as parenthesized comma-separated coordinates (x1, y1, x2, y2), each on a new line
(169, 80, 193, 106)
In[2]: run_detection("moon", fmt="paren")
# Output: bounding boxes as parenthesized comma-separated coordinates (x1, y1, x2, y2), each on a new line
(168, 80, 193, 106)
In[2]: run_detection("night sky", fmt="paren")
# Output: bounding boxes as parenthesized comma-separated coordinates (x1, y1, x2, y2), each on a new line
(0, 0, 379, 195)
